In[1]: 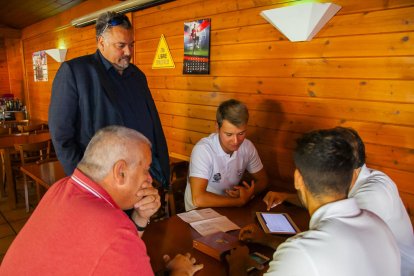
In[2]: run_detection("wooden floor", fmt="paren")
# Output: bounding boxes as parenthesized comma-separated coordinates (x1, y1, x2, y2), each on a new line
(0, 177, 37, 263)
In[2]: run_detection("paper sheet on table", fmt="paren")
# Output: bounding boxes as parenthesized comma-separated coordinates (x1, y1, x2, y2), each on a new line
(190, 216, 240, 236)
(177, 208, 222, 223)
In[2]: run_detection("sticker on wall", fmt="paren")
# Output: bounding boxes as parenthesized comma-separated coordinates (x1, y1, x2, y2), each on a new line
(183, 18, 211, 74)
(32, 51, 48, 82)
(152, 34, 175, 69)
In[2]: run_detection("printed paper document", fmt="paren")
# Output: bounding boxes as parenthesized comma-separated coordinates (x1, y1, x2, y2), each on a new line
(178, 208, 240, 236)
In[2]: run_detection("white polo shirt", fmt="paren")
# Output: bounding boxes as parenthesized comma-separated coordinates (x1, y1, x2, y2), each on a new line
(349, 164, 414, 276)
(184, 133, 263, 211)
(265, 198, 400, 276)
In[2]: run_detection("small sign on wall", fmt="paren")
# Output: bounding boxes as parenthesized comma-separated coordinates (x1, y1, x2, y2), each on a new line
(183, 18, 211, 74)
(152, 34, 175, 69)
(32, 51, 48, 82)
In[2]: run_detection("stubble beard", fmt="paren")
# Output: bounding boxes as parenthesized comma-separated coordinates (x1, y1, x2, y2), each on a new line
(115, 56, 131, 71)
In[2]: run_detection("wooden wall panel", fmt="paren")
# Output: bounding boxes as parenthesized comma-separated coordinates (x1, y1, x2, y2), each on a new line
(136, 0, 414, 207)
(148, 76, 414, 103)
(0, 39, 10, 93)
(8, 0, 413, 208)
(152, 89, 414, 126)
(139, 58, 414, 79)
(5, 38, 24, 101)
(136, 32, 414, 61)
(133, 2, 414, 43)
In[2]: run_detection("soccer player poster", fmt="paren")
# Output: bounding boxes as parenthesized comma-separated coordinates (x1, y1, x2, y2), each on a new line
(183, 18, 211, 74)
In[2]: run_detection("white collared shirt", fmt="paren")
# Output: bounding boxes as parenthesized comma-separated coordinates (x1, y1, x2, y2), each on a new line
(184, 133, 263, 210)
(349, 164, 414, 276)
(265, 198, 400, 276)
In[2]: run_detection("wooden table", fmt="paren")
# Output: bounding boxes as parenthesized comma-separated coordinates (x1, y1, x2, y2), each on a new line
(20, 160, 66, 189)
(0, 131, 51, 209)
(0, 119, 47, 133)
(142, 195, 310, 276)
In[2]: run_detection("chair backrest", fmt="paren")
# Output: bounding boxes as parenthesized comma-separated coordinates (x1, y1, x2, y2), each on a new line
(14, 111, 25, 121)
(170, 160, 189, 182)
(169, 177, 188, 216)
(0, 127, 12, 135)
(17, 123, 48, 134)
(168, 160, 189, 216)
(14, 140, 51, 165)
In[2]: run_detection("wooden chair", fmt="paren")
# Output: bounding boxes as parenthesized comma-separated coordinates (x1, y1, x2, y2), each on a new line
(14, 111, 25, 121)
(0, 127, 12, 135)
(0, 128, 12, 196)
(14, 139, 53, 212)
(17, 123, 48, 134)
(168, 177, 187, 216)
(0, 150, 5, 197)
(168, 160, 189, 216)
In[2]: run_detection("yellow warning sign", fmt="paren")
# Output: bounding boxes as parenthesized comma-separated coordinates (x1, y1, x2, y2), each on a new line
(152, 34, 175, 69)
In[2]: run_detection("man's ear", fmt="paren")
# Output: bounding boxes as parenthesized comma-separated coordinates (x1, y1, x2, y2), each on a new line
(215, 121, 219, 132)
(294, 169, 304, 191)
(113, 159, 127, 186)
(97, 36, 105, 51)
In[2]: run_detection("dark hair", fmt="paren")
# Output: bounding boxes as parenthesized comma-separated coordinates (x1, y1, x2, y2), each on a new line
(330, 127, 366, 168)
(294, 130, 355, 197)
(216, 99, 249, 128)
(95, 11, 132, 39)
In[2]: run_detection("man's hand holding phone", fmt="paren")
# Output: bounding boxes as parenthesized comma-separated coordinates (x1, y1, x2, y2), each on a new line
(226, 245, 265, 276)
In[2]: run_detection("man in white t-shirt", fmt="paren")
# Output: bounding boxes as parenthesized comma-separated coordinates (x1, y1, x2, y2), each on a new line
(226, 129, 400, 276)
(184, 99, 268, 211)
(262, 127, 414, 276)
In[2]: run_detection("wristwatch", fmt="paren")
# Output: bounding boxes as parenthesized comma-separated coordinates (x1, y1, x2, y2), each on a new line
(135, 220, 150, 232)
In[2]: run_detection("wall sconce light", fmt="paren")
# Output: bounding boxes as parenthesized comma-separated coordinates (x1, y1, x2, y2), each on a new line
(260, 2, 341, 42)
(45, 49, 67, 62)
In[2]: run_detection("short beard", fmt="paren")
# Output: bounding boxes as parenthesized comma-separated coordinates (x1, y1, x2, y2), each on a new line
(114, 56, 130, 71)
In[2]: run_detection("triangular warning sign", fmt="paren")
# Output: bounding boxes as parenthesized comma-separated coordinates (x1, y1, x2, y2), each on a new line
(152, 34, 175, 69)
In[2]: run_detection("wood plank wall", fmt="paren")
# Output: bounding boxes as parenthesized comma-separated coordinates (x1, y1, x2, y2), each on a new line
(9, 0, 414, 212)
(0, 38, 10, 93)
(5, 38, 24, 100)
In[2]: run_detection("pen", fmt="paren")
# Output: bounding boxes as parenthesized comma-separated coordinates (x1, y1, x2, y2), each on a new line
(270, 202, 281, 209)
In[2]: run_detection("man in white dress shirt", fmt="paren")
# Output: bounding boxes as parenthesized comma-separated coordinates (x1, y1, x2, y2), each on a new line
(227, 129, 400, 276)
(262, 127, 414, 276)
(337, 127, 414, 276)
(184, 99, 268, 210)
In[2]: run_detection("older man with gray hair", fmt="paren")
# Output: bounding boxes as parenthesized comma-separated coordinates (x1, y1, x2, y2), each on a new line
(1, 126, 203, 275)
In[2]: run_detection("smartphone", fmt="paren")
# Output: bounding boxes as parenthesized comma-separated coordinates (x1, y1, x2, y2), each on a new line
(247, 252, 270, 272)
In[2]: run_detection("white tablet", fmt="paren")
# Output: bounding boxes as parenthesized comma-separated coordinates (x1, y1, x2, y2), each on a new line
(256, 212, 300, 235)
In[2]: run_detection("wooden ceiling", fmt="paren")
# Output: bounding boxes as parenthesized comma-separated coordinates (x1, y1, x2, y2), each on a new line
(0, 0, 86, 30)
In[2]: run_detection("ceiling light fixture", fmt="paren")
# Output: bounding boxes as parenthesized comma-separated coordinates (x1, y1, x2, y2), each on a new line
(71, 0, 174, 27)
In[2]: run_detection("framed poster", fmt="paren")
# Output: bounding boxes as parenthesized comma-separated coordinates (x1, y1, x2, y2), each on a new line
(32, 51, 48, 82)
(183, 18, 211, 74)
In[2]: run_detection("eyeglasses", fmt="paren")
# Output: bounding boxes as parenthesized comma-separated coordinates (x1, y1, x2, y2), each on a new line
(99, 15, 130, 36)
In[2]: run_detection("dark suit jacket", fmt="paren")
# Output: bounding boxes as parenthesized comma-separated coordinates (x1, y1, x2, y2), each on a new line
(48, 51, 170, 184)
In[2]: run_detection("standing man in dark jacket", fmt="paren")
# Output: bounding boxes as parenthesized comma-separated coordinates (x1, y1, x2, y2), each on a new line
(49, 11, 169, 189)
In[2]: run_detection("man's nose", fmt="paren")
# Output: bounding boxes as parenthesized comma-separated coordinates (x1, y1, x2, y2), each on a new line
(124, 46, 132, 56)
